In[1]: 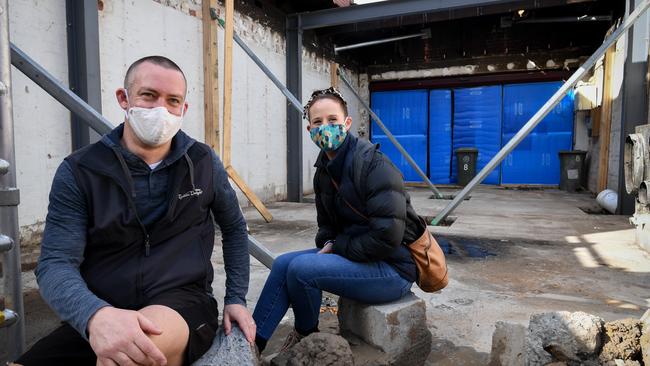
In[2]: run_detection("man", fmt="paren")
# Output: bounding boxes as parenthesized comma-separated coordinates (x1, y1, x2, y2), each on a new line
(14, 56, 255, 366)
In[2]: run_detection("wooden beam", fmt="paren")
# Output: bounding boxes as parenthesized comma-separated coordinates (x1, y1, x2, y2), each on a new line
(227, 166, 273, 223)
(202, 0, 220, 155)
(330, 63, 338, 88)
(598, 45, 616, 192)
(591, 106, 601, 138)
(217, 1, 272, 223)
(223, 0, 234, 167)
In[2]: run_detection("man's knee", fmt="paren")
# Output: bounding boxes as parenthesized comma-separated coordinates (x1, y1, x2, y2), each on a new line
(138, 305, 189, 362)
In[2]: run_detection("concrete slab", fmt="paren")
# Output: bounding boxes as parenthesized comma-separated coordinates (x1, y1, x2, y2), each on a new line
(9, 186, 650, 365)
(338, 292, 432, 365)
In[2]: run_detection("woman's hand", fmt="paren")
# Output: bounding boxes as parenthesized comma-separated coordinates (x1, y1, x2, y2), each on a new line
(318, 240, 334, 254)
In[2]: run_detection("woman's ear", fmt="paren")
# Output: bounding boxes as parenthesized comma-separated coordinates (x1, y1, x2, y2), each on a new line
(344, 116, 353, 132)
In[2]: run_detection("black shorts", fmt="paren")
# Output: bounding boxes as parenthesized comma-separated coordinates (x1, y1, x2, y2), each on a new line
(15, 285, 220, 366)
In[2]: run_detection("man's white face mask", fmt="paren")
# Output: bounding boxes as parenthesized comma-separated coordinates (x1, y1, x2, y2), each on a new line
(124, 90, 184, 147)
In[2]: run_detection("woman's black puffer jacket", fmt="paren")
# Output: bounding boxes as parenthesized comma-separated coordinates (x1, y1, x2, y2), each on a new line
(313, 134, 422, 282)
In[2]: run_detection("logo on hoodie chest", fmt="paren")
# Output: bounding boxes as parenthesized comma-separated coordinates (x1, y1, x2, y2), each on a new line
(178, 188, 203, 200)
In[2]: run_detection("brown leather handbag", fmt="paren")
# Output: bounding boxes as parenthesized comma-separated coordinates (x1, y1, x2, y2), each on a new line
(408, 216, 448, 292)
(330, 178, 449, 293)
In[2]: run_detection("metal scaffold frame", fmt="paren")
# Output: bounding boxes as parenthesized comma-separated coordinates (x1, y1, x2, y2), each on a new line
(1, 0, 26, 360)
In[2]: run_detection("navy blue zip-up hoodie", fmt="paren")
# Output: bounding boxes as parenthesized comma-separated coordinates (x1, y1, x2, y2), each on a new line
(36, 124, 249, 338)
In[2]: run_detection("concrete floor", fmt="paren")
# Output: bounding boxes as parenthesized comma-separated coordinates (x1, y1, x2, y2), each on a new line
(6, 186, 650, 364)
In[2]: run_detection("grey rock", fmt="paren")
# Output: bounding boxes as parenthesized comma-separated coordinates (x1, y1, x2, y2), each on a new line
(338, 292, 431, 366)
(599, 319, 642, 362)
(270, 333, 354, 366)
(488, 321, 526, 366)
(192, 325, 258, 366)
(524, 311, 604, 366)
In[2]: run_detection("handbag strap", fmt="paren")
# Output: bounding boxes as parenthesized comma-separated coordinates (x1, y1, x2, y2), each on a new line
(330, 177, 369, 222)
(418, 216, 432, 267)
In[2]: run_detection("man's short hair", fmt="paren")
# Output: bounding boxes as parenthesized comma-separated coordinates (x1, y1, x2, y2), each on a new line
(123, 55, 187, 92)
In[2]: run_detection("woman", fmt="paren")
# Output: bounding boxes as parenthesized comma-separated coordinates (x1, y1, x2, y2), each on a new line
(252, 87, 426, 353)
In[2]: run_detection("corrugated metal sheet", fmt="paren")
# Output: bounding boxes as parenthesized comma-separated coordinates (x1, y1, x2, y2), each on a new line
(429, 89, 453, 184)
(452, 86, 502, 185)
(501, 82, 574, 184)
(371, 90, 428, 182)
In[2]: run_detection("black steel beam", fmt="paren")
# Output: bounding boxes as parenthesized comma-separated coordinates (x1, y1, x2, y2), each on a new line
(296, 0, 596, 30)
(286, 15, 303, 202)
(618, 0, 648, 214)
(66, 0, 102, 150)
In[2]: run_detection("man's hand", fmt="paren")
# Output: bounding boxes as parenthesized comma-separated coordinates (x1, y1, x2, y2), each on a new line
(88, 306, 167, 366)
(318, 241, 334, 254)
(223, 304, 255, 344)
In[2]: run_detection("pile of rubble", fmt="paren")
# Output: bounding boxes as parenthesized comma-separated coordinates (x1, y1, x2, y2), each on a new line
(192, 293, 649, 366)
(268, 292, 432, 366)
(490, 310, 650, 366)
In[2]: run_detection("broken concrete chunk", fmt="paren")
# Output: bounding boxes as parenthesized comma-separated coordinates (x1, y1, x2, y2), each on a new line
(599, 319, 642, 363)
(192, 325, 258, 366)
(600, 360, 641, 366)
(270, 333, 353, 366)
(641, 309, 650, 324)
(488, 321, 526, 366)
(524, 311, 603, 366)
(338, 292, 432, 366)
(641, 311, 650, 366)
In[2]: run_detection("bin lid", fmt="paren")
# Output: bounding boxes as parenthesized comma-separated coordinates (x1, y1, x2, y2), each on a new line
(558, 150, 587, 155)
(455, 147, 478, 153)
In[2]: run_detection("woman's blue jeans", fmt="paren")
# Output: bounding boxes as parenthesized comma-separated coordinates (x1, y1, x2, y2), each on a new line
(252, 248, 413, 340)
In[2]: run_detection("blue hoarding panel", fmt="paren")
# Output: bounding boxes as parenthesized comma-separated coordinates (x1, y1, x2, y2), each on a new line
(501, 82, 574, 184)
(370, 90, 428, 182)
(429, 89, 452, 184)
(452, 86, 502, 185)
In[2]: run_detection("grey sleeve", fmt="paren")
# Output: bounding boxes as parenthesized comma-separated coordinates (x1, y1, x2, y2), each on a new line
(209, 151, 250, 306)
(35, 161, 110, 339)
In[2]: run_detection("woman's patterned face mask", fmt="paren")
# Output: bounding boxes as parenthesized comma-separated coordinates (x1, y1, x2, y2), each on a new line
(310, 123, 347, 152)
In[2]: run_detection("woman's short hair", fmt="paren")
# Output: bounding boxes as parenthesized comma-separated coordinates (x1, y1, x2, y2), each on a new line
(303, 87, 348, 121)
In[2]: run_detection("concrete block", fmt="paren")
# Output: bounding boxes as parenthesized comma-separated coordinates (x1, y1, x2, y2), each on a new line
(488, 321, 526, 366)
(338, 292, 432, 366)
(524, 311, 603, 366)
(192, 325, 258, 366)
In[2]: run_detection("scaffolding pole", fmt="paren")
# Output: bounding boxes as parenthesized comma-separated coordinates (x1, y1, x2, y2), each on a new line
(10, 45, 276, 269)
(432, 0, 650, 225)
(10, 43, 113, 135)
(0, 0, 26, 360)
(337, 70, 444, 198)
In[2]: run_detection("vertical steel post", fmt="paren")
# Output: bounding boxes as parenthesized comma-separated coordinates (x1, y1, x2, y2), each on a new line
(433, 0, 650, 225)
(66, 0, 102, 150)
(0, 0, 26, 359)
(286, 15, 303, 202)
